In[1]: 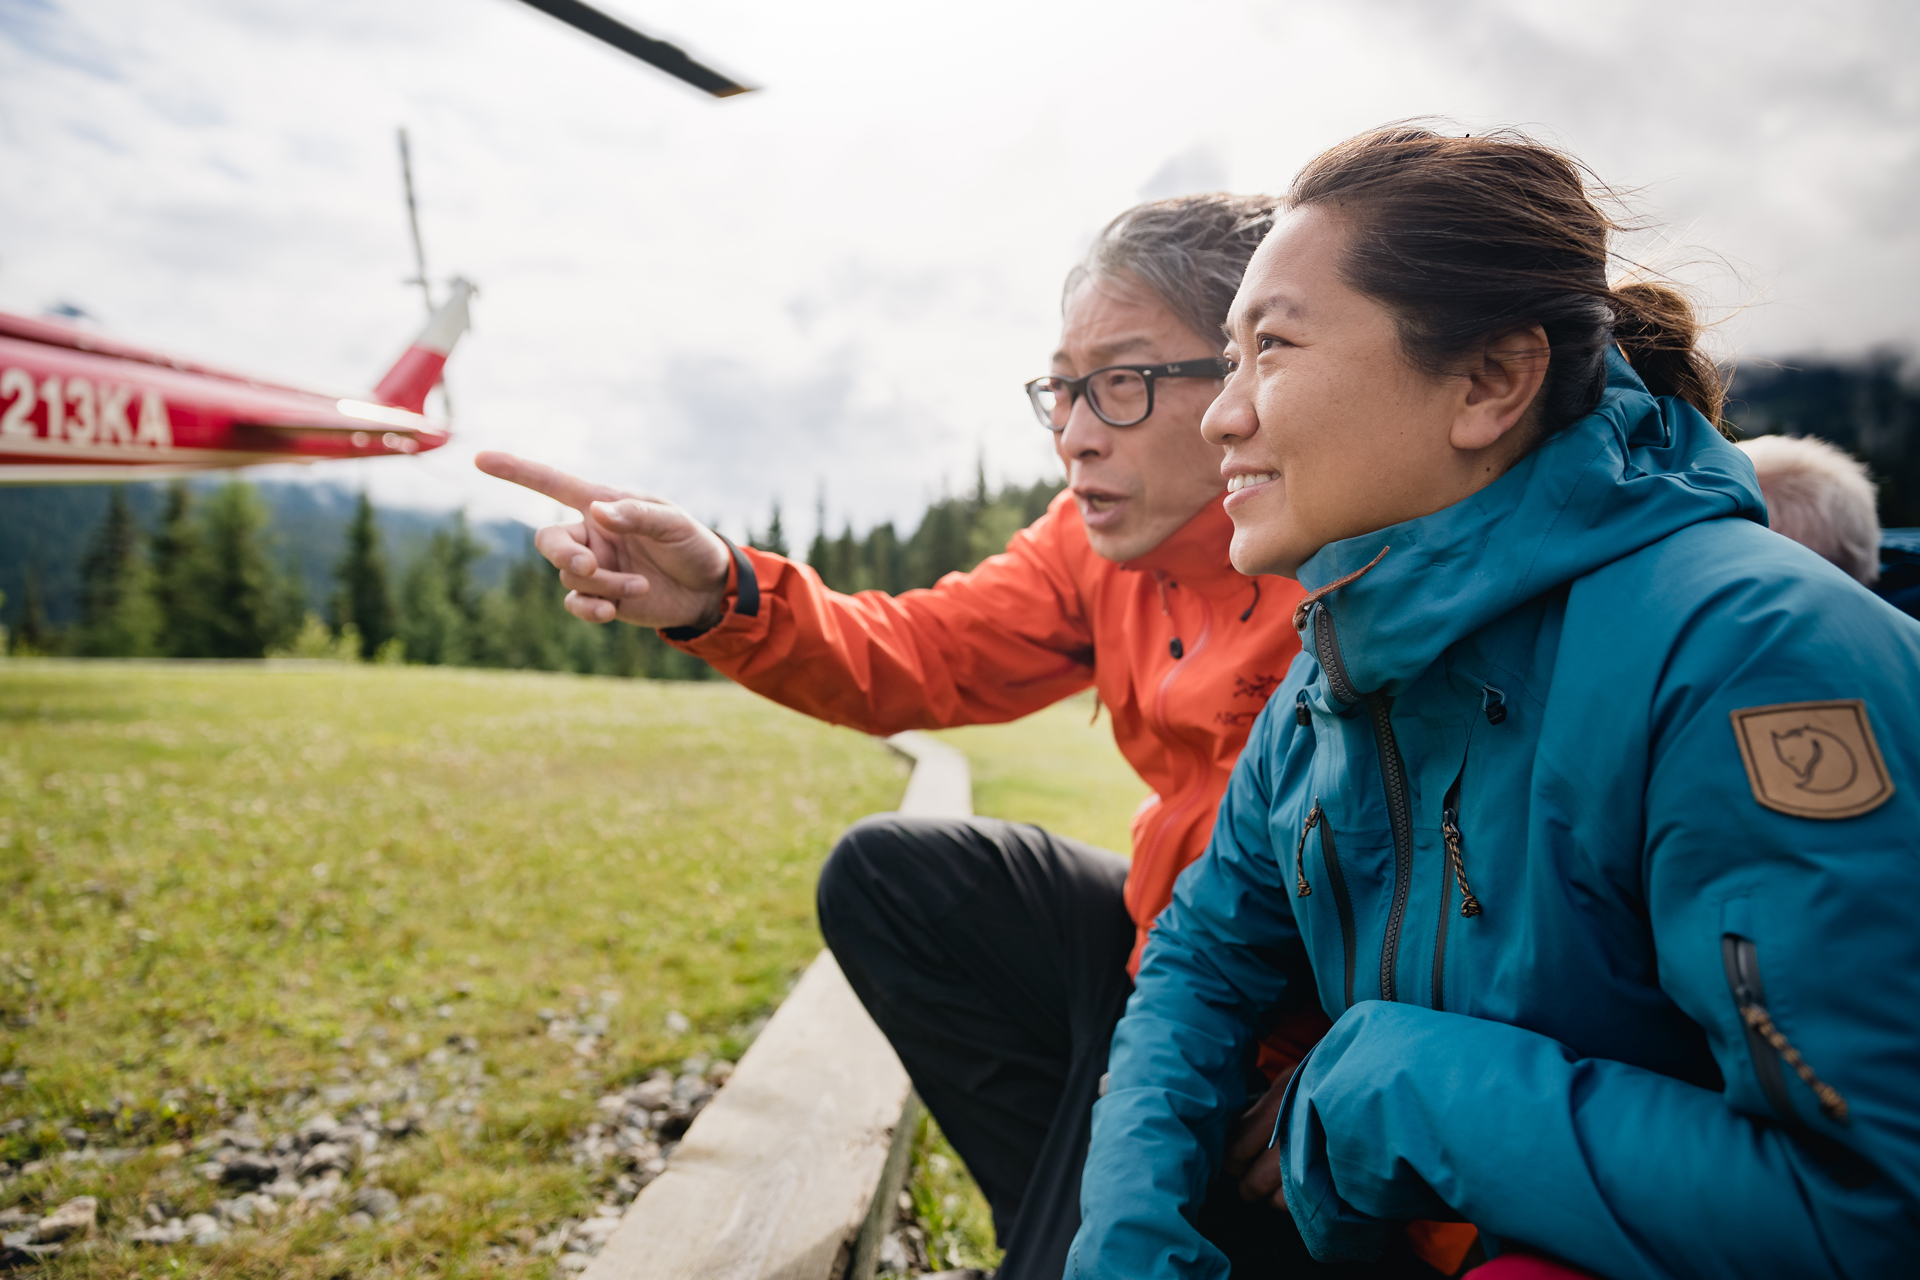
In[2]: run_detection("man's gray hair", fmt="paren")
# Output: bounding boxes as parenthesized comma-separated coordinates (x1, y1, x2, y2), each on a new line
(1738, 434, 1882, 585)
(1064, 194, 1279, 342)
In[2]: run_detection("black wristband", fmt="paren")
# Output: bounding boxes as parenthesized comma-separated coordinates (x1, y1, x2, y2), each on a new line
(661, 535, 760, 641)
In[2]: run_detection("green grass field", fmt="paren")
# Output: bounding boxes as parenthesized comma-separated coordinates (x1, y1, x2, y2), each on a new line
(0, 663, 1143, 1277)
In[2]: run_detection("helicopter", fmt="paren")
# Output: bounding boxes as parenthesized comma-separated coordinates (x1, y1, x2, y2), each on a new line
(0, 0, 749, 485)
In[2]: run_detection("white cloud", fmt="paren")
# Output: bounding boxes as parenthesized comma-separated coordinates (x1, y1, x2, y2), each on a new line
(1, 0, 1915, 543)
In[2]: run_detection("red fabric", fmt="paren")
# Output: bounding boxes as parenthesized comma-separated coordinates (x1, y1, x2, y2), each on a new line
(1406, 1221, 1481, 1275)
(674, 491, 1306, 976)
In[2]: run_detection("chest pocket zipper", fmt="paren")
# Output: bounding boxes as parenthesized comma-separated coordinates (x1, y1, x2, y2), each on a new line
(1722, 934, 1849, 1126)
(1295, 799, 1357, 1010)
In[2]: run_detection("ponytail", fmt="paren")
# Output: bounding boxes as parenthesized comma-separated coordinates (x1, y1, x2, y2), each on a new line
(1610, 280, 1729, 437)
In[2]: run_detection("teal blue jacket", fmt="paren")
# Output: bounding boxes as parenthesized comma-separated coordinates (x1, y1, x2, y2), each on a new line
(1069, 355, 1920, 1279)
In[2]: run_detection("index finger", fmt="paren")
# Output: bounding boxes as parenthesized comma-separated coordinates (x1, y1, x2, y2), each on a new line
(475, 451, 625, 513)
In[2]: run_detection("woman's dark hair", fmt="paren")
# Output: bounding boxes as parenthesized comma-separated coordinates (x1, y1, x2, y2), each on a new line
(1287, 125, 1727, 435)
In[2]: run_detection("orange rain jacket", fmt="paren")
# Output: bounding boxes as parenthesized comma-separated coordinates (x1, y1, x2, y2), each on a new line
(672, 491, 1307, 974)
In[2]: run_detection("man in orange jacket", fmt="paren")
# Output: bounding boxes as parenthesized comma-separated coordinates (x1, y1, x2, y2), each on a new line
(478, 195, 1340, 1278)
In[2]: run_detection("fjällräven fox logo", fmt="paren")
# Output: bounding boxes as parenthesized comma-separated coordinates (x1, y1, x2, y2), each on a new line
(1771, 725, 1858, 793)
(1732, 699, 1893, 819)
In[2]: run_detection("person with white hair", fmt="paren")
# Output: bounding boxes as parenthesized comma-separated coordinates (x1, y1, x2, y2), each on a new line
(1737, 433, 1881, 584)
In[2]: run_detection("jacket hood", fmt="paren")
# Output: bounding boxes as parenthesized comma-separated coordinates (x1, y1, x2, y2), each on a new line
(1298, 350, 1765, 700)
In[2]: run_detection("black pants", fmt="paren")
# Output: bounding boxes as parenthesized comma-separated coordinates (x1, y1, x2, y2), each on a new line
(818, 814, 1441, 1280)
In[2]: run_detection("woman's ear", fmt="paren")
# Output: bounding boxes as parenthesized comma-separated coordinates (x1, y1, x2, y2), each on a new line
(1451, 324, 1550, 452)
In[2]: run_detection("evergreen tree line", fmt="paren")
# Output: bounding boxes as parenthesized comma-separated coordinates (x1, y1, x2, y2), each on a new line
(9, 468, 1066, 675)
(786, 466, 1064, 595)
(7, 482, 710, 679)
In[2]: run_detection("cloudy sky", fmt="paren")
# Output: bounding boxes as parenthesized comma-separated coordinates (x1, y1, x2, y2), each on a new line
(2, 0, 1915, 541)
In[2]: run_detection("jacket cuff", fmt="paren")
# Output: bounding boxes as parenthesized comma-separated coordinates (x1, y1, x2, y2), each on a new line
(661, 535, 761, 642)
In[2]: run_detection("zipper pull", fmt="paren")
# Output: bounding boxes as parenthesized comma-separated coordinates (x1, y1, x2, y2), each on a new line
(1294, 801, 1321, 897)
(1737, 1004, 1850, 1123)
(1442, 805, 1481, 918)
(1481, 684, 1507, 726)
(1169, 637, 1184, 660)
(1294, 689, 1311, 726)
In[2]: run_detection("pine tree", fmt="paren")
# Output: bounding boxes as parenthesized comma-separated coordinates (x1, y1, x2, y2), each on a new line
(807, 486, 836, 588)
(865, 522, 903, 594)
(398, 511, 486, 665)
(195, 482, 289, 658)
(751, 499, 790, 557)
(333, 492, 395, 659)
(440, 511, 484, 629)
(833, 523, 859, 592)
(13, 567, 50, 654)
(150, 482, 207, 656)
(478, 543, 567, 671)
(75, 490, 160, 656)
(909, 487, 968, 586)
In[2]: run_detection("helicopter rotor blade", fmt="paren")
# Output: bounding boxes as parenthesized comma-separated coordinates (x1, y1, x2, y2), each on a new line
(396, 128, 453, 419)
(511, 0, 754, 97)
(397, 128, 435, 319)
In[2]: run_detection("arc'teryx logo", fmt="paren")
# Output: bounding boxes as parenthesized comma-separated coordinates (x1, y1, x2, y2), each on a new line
(1233, 673, 1282, 701)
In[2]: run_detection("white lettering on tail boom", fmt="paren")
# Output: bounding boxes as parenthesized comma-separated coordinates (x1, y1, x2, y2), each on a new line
(0, 367, 171, 450)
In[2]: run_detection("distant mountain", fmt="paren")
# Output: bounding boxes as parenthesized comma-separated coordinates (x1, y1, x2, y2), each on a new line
(0, 480, 528, 628)
(1726, 351, 1920, 526)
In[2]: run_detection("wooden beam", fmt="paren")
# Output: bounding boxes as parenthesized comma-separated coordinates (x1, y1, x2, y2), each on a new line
(582, 731, 971, 1280)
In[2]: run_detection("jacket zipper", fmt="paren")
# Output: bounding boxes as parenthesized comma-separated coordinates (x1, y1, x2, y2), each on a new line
(1294, 802, 1357, 1008)
(1314, 803, 1357, 1011)
(1367, 692, 1414, 1003)
(1311, 604, 1359, 707)
(1135, 590, 1216, 880)
(1722, 934, 1849, 1125)
(1310, 603, 1413, 1005)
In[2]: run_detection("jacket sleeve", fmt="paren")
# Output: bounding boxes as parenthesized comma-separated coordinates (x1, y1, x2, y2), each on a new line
(1276, 578, 1920, 1279)
(1068, 681, 1316, 1280)
(667, 498, 1097, 734)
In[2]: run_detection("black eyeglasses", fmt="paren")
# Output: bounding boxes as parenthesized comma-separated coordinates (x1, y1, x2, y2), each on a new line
(1023, 358, 1230, 431)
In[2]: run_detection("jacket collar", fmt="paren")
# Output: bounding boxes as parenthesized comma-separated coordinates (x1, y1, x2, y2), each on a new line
(1298, 350, 1766, 702)
(1119, 493, 1245, 589)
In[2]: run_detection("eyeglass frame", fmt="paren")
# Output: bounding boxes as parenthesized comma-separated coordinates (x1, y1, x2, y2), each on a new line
(1023, 357, 1231, 432)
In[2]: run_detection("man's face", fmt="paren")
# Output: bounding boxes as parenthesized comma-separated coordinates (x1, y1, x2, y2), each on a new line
(1052, 275, 1229, 562)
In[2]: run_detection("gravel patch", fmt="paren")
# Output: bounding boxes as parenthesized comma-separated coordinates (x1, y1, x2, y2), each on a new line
(1, 1037, 739, 1268)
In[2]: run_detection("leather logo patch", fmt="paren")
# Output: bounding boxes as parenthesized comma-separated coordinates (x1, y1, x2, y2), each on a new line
(1730, 699, 1893, 819)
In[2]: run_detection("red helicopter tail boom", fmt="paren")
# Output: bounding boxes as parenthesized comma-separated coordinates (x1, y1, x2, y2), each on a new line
(372, 278, 475, 414)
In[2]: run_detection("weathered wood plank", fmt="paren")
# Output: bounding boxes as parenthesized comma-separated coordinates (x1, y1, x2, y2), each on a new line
(582, 731, 970, 1280)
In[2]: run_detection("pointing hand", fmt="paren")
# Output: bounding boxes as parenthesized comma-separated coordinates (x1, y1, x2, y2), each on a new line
(474, 451, 732, 631)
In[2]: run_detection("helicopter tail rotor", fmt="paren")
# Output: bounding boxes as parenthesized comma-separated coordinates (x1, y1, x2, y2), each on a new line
(373, 278, 476, 416)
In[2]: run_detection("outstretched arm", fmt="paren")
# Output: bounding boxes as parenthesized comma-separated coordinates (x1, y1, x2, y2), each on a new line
(477, 452, 1100, 735)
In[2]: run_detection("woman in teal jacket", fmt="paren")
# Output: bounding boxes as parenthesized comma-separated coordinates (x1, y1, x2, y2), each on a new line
(1070, 126, 1920, 1279)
